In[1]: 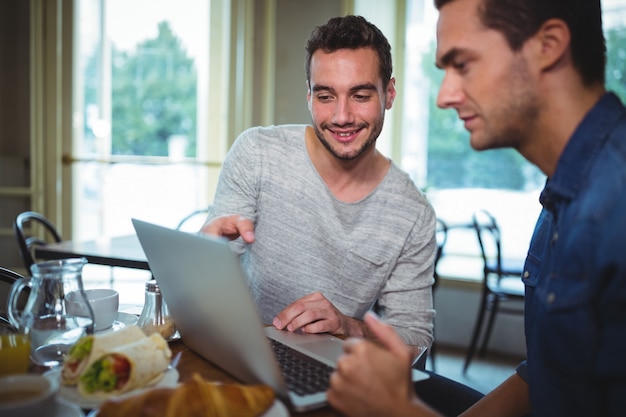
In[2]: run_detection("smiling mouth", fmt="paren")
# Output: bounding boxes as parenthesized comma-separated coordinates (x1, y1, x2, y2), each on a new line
(329, 128, 362, 143)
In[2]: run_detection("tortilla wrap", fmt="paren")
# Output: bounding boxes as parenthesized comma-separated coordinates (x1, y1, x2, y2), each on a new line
(62, 325, 146, 385)
(77, 332, 172, 399)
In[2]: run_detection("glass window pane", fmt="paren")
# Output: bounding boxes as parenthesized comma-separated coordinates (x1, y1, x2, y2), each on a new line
(605, 1, 626, 102)
(73, 0, 211, 241)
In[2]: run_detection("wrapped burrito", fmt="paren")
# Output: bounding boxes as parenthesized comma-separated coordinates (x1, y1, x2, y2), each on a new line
(77, 332, 172, 398)
(62, 325, 146, 385)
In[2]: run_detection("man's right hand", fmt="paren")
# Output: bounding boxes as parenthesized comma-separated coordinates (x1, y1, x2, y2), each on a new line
(200, 214, 255, 243)
(327, 312, 441, 417)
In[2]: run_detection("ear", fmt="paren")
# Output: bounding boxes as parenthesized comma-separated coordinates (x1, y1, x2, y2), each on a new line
(531, 18, 571, 72)
(385, 77, 396, 109)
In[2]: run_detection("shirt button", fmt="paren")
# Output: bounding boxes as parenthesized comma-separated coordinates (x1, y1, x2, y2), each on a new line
(523, 271, 530, 278)
(552, 232, 559, 242)
(547, 292, 556, 304)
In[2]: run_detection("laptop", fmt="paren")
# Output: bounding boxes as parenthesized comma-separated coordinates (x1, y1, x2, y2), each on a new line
(132, 218, 428, 411)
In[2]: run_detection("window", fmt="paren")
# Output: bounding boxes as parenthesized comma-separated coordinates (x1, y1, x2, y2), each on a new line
(72, 0, 220, 242)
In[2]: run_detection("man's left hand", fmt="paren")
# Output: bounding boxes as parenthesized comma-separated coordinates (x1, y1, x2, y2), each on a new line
(272, 291, 366, 337)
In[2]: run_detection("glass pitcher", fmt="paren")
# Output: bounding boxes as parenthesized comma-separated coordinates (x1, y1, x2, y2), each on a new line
(8, 258, 94, 367)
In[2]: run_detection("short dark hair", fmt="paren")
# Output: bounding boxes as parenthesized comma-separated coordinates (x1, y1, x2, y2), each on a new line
(304, 15, 393, 85)
(434, 0, 606, 86)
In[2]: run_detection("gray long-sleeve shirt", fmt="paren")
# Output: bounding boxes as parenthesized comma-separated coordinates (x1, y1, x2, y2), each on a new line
(206, 124, 436, 347)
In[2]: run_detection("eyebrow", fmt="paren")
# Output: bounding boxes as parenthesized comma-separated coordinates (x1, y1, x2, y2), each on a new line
(435, 47, 463, 69)
(312, 83, 378, 94)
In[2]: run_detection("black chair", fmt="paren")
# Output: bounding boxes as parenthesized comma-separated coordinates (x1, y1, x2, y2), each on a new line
(0, 266, 29, 328)
(175, 208, 209, 231)
(428, 218, 448, 371)
(463, 209, 525, 373)
(13, 211, 62, 272)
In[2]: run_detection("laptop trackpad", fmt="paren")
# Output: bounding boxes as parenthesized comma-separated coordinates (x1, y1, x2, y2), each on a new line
(265, 327, 345, 365)
(296, 339, 344, 363)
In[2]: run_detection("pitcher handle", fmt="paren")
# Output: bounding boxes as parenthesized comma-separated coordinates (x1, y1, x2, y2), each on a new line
(8, 277, 30, 329)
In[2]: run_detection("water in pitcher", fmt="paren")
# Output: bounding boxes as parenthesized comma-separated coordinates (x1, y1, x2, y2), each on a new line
(29, 315, 93, 367)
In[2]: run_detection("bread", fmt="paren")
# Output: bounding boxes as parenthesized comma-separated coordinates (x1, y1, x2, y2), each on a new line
(97, 373, 275, 417)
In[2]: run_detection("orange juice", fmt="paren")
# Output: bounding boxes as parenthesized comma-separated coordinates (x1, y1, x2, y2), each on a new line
(0, 333, 31, 376)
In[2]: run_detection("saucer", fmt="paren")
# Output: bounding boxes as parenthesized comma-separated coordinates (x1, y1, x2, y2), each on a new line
(97, 312, 138, 333)
(52, 396, 85, 417)
(263, 399, 289, 417)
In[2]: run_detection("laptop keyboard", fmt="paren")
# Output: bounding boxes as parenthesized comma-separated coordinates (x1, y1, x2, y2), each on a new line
(268, 338, 334, 396)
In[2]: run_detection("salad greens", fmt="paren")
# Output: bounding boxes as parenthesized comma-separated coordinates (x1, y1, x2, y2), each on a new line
(68, 336, 93, 361)
(80, 356, 117, 393)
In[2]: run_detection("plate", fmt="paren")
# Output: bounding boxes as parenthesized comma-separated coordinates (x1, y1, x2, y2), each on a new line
(263, 399, 289, 417)
(85, 398, 288, 417)
(97, 312, 138, 333)
(44, 367, 179, 410)
(52, 397, 86, 417)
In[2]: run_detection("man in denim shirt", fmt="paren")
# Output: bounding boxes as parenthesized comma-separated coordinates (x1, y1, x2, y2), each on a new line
(326, 0, 626, 416)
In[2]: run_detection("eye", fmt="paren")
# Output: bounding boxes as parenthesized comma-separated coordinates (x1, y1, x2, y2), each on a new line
(353, 94, 371, 102)
(316, 94, 333, 103)
(452, 60, 469, 73)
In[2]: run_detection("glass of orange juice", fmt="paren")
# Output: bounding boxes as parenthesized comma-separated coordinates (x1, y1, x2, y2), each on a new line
(0, 326, 30, 376)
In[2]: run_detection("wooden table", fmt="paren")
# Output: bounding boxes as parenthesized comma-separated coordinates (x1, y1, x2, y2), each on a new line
(164, 339, 340, 416)
(34, 235, 150, 270)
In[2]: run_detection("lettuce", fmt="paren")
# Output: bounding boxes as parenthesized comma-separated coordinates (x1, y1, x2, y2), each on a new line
(80, 356, 117, 393)
(68, 336, 94, 361)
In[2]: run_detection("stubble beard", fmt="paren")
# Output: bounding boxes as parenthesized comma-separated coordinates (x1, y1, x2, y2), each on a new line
(477, 58, 539, 152)
(313, 121, 383, 161)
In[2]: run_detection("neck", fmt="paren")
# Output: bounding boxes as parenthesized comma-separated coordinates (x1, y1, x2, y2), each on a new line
(519, 76, 606, 177)
(305, 126, 390, 202)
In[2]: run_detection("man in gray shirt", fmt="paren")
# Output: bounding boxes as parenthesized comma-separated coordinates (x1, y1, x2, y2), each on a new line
(202, 15, 436, 349)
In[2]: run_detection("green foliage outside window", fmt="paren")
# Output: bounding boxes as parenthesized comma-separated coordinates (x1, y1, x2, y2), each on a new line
(606, 27, 626, 102)
(105, 21, 198, 157)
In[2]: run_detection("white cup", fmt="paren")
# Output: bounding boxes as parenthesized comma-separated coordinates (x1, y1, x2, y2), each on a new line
(0, 374, 59, 417)
(66, 289, 119, 332)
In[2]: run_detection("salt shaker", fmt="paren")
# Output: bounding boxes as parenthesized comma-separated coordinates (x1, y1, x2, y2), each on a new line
(136, 279, 178, 341)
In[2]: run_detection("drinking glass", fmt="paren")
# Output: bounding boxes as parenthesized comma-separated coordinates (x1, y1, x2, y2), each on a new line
(0, 324, 30, 376)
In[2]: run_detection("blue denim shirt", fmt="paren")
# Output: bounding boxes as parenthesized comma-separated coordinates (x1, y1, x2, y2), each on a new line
(516, 93, 626, 416)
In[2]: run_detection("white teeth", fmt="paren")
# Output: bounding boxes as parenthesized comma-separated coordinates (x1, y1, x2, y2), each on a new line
(338, 132, 353, 137)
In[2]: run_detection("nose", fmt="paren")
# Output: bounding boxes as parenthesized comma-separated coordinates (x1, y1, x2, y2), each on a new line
(332, 97, 354, 126)
(436, 71, 464, 110)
